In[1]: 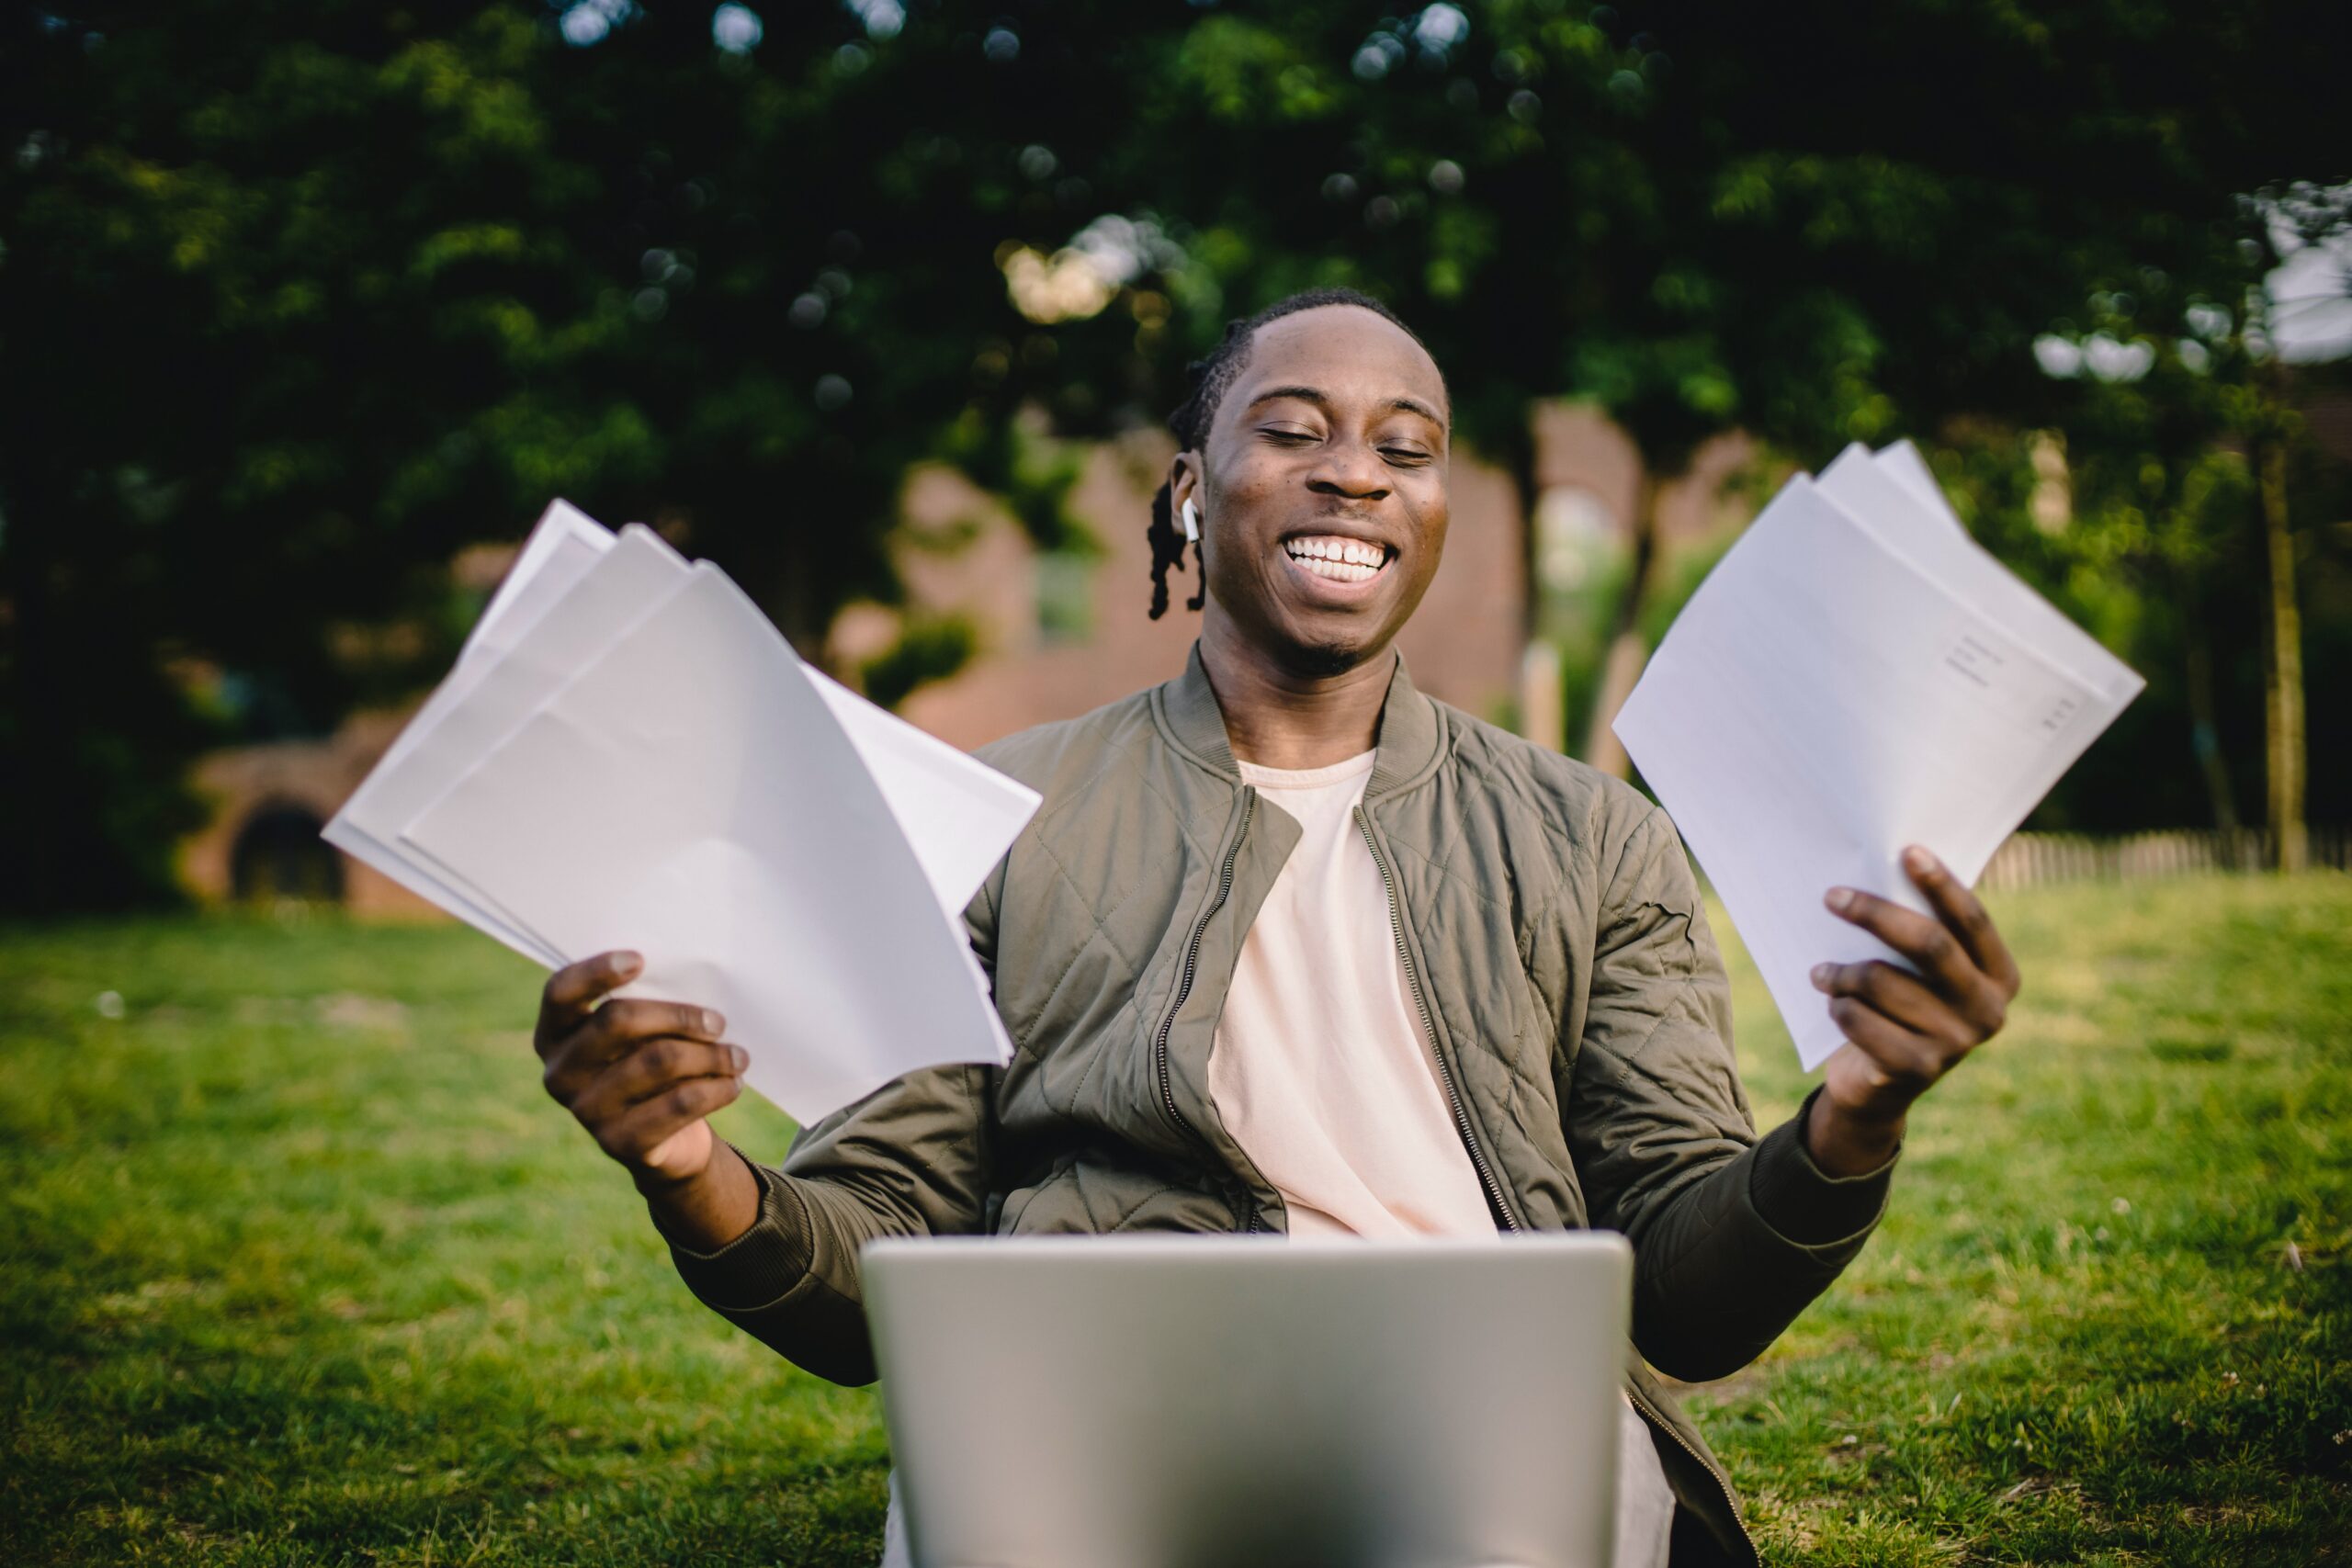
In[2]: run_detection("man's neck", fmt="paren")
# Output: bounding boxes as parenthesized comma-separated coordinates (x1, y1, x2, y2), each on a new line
(1198, 614, 1394, 771)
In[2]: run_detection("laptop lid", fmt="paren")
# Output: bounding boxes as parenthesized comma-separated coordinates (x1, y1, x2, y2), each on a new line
(864, 1234, 1634, 1568)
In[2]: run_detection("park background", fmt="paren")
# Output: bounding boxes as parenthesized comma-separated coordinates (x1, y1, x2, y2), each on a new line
(3, 1, 2348, 1562)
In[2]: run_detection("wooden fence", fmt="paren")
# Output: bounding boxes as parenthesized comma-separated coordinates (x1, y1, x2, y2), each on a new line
(1977, 825, 2351, 892)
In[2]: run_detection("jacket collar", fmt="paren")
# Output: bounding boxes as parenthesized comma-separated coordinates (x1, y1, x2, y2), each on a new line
(1157, 640, 1446, 799)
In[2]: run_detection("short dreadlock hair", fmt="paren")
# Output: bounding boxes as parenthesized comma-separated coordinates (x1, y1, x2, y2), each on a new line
(1147, 288, 1442, 619)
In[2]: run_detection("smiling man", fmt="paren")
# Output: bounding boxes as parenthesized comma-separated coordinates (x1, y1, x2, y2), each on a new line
(528, 289, 2022, 1566)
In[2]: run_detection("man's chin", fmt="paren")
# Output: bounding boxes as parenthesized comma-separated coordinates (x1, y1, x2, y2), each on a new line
(1205, 587, 1402, 682)
(1278, 632, 1385, 681)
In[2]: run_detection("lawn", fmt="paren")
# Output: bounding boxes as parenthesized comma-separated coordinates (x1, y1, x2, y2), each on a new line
(3, 874, 2346, 1565)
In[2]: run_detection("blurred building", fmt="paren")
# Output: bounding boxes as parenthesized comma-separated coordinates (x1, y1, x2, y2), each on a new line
(178, 410, 1761, 912)
(182, 710, 432, 915)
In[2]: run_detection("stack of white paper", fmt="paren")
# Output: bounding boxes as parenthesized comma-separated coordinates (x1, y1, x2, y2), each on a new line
(1612, 444, 2143, 1070)
(324, 502, 1041, 1122)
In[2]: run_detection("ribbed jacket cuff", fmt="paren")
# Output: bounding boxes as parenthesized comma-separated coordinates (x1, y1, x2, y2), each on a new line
(1747, 1086, 1898, 1247)
(653, 1151, 817, 1313)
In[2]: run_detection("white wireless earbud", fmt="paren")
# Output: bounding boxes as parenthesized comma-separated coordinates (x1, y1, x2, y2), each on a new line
(1181, 498, 1201, 543)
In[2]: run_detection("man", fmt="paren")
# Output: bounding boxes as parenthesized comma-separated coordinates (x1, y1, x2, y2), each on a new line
(529, 289, 2022, 1566)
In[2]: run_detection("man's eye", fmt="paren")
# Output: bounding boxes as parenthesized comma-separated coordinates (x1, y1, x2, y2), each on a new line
(1382, 446, 1431, 464)
(1260, 426, 1317, 443)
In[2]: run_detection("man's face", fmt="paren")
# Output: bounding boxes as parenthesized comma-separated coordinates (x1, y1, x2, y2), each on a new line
(1178, 305, 1451, 678)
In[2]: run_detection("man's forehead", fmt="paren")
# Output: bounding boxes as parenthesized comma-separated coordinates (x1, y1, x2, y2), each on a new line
(1238, 306, 1448, 418)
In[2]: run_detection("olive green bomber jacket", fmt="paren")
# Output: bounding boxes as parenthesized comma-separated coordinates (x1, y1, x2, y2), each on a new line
(662, 645, 1898, 1566)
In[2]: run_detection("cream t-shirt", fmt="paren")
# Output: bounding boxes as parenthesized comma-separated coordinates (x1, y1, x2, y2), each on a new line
(1210, 750, 1493, 1237)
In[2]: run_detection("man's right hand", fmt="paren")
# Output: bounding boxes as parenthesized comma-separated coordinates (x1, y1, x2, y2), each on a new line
(535, 950, 746, 1186)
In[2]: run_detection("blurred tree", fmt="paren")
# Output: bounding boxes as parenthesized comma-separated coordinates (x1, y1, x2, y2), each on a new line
(0, 0, 1140, 912)
(3, 0, 2345, 912)
(1077, 0, 2346, 773)
(1943, 180, 2352, 864)
(2233, 184, 2352, 871)
(1935, 367, 2259, 840)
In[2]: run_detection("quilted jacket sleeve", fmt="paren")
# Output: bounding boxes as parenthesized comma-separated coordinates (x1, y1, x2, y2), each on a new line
(1566, 802, 1897, 1382)
(654, 868, 1006, 1386)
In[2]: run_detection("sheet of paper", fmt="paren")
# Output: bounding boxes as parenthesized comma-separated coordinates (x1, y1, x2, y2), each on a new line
(401, 546, 1036, 931)
(462, 500, 616, 671)
(1612, 474, 2142, 1069)
(331, 492, 1041, 959)
(381, 526, 694, 940)
(391, 500, 1033, 928)
(403, 564, 1023, 1122)
(323, 502, 627, 963)
(1869, 440, 1965, 535)
(1823, 446, 2143, 705)
(317, 815, 567, 966)
(380, 501, 620, 789)
(805, 669, 1040, 919)
(326, 524, 688, 962)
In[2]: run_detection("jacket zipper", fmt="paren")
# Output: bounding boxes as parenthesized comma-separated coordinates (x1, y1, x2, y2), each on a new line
(1625, 1381, 1757, 1565)
(1154, 788, 1259, 1224)
(1355, 807, 1522, 1233)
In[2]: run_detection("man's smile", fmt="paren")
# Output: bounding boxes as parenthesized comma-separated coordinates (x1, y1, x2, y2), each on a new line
(1280, 533, 1396, 590)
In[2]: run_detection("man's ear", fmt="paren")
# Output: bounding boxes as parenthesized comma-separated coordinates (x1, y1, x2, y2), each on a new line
(1168, 452, 1201, 517)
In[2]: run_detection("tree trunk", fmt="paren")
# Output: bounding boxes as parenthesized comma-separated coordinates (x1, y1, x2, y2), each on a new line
(1580, 470, 1661, 777)
(2177, 582, 2240, 839)
(2256, 433, 2308, 874)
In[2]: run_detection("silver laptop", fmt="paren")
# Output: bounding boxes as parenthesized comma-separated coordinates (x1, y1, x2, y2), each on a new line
(863, 1233, 1634, 1568)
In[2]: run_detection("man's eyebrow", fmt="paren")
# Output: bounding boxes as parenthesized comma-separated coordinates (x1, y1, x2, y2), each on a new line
(1245, 384, 1449, 429)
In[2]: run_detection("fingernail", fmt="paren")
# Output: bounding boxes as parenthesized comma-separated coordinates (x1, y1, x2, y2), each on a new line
(1904, 845, 1936, 875)
(729, 1045, 750, 1073)
(703, 1009, 727, 1036)
(611, 951, 643, 976)
(1826, 887, 1855, 912)
(1810, 964, 1832, 988)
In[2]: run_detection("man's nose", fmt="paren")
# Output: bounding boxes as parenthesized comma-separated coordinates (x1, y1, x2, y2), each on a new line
(1306, 437, 1391, 500)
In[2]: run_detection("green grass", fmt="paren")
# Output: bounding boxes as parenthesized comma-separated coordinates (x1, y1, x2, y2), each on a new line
(3, 875, 2347, 1565)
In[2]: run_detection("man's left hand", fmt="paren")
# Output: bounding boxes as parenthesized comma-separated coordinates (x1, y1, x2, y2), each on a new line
(1804, 844, 2022, 1177)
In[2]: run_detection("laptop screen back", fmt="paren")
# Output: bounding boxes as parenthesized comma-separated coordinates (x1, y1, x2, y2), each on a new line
(864, 1234, 1634, 1568)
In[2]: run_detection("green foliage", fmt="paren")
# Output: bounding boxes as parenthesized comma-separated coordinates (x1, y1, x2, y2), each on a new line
(5, 1, 2344, 910)
(1112, 2, 2338, 477)
(859, 612, 978, 713)
(1085, 0, 2345, 823)
(1920, 221, 2352, 834)
(933, 412, 1093, 557)
(4, 875, 2346, 1562)
(0, 0, 1152, 911)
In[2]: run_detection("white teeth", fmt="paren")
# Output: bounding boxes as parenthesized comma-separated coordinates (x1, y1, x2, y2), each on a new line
(1295, 556, 1378, 583)
(1284, 536, 1387, 582)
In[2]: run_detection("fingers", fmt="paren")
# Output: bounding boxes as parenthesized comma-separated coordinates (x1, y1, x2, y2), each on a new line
(593, 1074, 744, 1167)
(531, 953, 746, 1180)
(573, 998, 729, 1071)
(1811, 958, 1977, 1049)
(1900, 845, 2021, 996)
(1824, 881, 2009, 1037)
(1815, 849, 2023, 1121)
(536, 951, 642, 1053)
(1824, 884, 1973, 992)
(1825, 997, 1945, 1091)
(540, 997, 728, 1104)
(570, 1037, 750, 1125)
